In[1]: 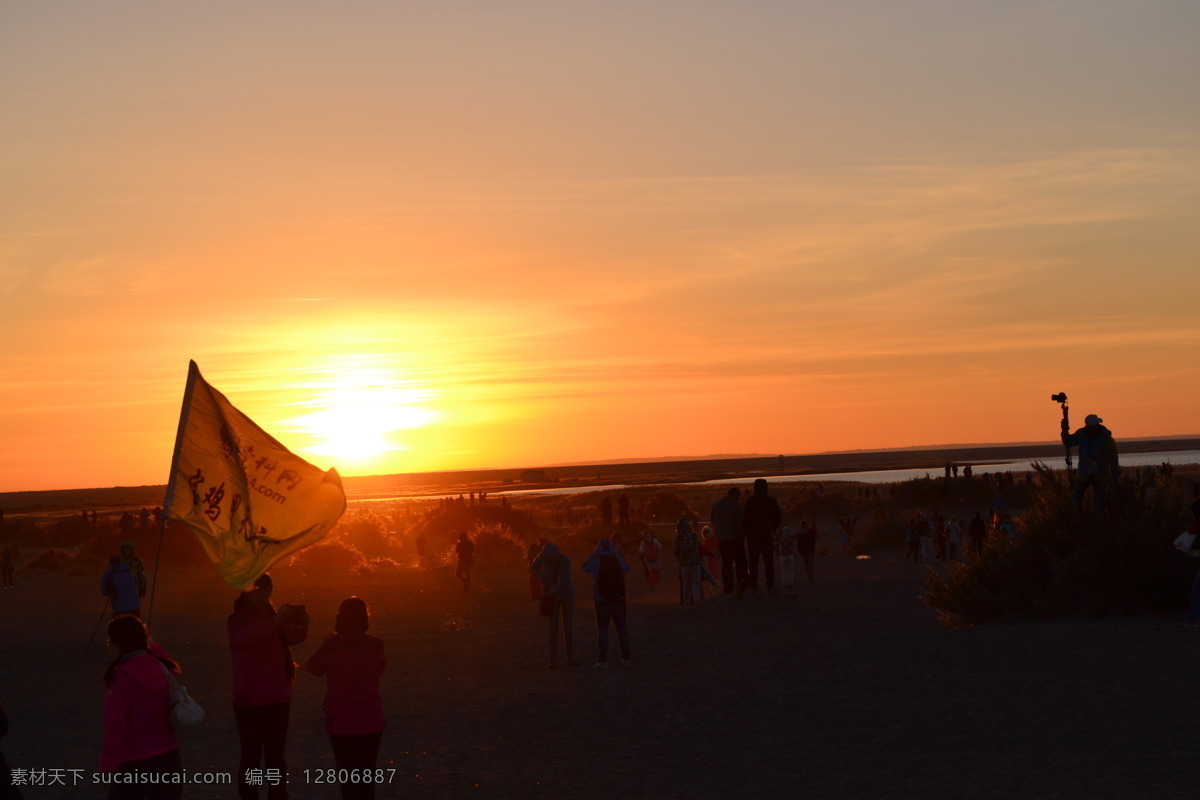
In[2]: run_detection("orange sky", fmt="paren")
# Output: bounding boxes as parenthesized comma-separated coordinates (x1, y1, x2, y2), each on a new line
(2, 2, 1198, 492)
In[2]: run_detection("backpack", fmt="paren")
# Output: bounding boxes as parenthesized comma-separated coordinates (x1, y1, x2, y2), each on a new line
(597, 555, 625, 601)
(642, 542, 659, 562)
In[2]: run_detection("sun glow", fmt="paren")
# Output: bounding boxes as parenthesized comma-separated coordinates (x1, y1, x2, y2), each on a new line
(283, 369, 438, 468)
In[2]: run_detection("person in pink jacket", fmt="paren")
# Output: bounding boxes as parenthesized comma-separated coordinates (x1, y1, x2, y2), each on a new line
(99, 614, 182, 799)
(228, 574, 306, 800)
(305, 597, 386, 800)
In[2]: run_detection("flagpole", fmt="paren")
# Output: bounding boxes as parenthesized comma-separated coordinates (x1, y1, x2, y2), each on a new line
(147, 360, 200, 626)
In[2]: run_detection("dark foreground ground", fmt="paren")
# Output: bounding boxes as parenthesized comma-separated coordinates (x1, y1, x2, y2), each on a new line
(1, 550, 1197, 799)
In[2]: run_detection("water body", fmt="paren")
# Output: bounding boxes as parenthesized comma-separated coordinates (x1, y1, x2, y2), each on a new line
(486, 449, 1200, 497)
(355, 450, 1200, 502)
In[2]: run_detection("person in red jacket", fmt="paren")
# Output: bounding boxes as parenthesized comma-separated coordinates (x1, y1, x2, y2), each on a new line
(99, 614, 183, 798)
(306, 597, 386, 800)
(228, 574, 306, 800)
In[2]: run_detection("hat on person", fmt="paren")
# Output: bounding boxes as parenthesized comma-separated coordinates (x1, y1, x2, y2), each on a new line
(1084, 414, 1103, 426)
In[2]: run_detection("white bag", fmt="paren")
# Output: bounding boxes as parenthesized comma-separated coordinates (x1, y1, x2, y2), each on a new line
(161, 663, 205, 729)
(1173, 531, 1196, 554)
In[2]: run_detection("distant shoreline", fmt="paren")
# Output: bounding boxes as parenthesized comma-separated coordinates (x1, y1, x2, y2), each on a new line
(4, 437, 1198, 511)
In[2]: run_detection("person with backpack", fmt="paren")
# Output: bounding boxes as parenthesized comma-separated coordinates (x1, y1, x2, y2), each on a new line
(638, 530, 663, 588)
(228, 573, 308, 800)
(581, 537, 631, 667)
(101, 541, 147, 618)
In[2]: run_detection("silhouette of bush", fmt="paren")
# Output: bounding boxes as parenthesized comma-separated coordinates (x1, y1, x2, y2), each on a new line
(924, 464, 1196, 626)
(339, 514, 402, 561)
(22, 548, 73, 573)
(785, 491, 853, 517)
(639, 491, 695, 525)
(289, 541, 367, 571)
(354, 556, 405, 576)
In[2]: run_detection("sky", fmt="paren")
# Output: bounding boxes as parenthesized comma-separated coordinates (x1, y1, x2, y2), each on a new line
(2, 0, 1198, 492)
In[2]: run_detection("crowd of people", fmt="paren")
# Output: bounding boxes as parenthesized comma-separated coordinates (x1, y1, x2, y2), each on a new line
(92, 572, 386, 800)
(9, 410, 1199, 799)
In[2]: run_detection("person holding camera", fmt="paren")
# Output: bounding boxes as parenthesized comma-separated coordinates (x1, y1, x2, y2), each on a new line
(227, 573, 308, 800)
(1061, 413, 1120, 515)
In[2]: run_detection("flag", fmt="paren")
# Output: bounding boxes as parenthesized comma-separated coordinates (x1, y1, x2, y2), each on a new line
(164, 361, 346, 590)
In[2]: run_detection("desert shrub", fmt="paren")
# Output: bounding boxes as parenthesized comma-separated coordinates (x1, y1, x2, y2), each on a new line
(468, 521, 525, 561)
(339, 514, 402, 561)
(22, 548, 73, 572)
(640, 491, 695, 525)
(411, 501, 537, 543)
(784, 490, 853, 517)
(289, 541, 367, 571)
(924, 464, 1196, 626)
(353, 556, 406, 577)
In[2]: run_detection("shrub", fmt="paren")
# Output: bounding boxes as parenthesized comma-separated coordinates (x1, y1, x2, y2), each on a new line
(22, 549, 73, 573)
(640, 491, 695, 525)
(289, 541, 367, 571)
(340, 514, 402, 561)
(923, 463, 1196, 626)
(353, 556, 405, 577)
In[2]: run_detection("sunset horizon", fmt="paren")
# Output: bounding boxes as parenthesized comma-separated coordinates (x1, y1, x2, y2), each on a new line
(3, 2, 1197, 494)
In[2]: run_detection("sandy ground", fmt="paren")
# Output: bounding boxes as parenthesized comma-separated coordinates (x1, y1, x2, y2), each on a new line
(2, 546, 1198, 800)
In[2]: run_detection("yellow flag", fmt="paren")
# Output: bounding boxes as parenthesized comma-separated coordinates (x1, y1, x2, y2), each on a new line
(165, 361, 346, 590)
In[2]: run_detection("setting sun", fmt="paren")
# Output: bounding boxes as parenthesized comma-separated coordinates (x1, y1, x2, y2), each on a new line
(282, 370, 438, 468)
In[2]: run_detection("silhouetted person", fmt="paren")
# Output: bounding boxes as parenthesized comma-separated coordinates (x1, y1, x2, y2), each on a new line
(710, 488, 748, 594)
(532, 542, 577, 667)
(743, 479, 782, 592)
(414, 532, 427, 568)
(454, 532, 474, 592)
(101, 541, 146, 617)
(527, 538, 548, 600)
(228, 574, 307, 800)
(1062, 413, 1120, 514)
(306, 598, 385, 800)
(100, 615, 183, 798)
(581, 538, 631, 667)
(617, 494, 631, 527)
(968, 511, 987, 556)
